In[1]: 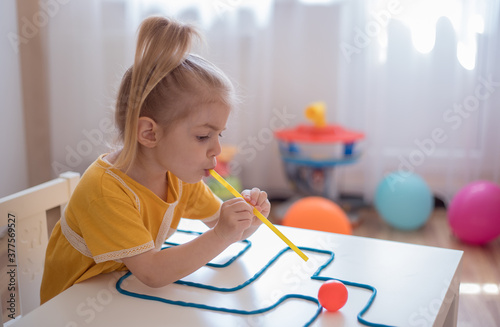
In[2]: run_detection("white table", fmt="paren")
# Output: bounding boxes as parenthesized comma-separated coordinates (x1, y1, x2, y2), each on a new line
(9, 219, 463, 327)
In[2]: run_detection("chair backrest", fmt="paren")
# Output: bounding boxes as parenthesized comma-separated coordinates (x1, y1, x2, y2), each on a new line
(0, 172, 80, 323)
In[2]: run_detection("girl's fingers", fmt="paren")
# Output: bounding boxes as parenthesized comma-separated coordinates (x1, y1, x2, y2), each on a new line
(250, 187, 260, 199)
(241, 189, 270, 217)
(256, 191, 268, 208)
(242, 188, 268, 206)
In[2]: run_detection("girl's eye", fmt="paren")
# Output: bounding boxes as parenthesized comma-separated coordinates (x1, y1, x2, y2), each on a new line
(197, 132, 223, 141)
(197, 135, 210, 141)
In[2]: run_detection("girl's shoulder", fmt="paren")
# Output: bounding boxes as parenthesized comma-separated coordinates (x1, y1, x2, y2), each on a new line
(72, 154, 141, 204)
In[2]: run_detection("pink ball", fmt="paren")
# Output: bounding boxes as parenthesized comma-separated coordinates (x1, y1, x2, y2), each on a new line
(448, 181, 500, 245)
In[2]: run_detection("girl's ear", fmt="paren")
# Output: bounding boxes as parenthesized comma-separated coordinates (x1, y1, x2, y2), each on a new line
(137, 117, 160, 148)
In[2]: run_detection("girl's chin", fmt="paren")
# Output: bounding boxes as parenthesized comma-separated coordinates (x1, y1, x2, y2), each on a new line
(176, 172, 204, 184)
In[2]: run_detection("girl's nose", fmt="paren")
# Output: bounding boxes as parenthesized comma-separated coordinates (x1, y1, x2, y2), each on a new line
(209, 139, 222, 158)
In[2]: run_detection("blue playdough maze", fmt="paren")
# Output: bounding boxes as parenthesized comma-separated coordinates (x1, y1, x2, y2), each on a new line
(116, 230, 395, 327)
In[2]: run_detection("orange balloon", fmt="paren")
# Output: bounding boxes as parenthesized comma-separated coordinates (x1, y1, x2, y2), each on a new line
(282, 196, 352, 235)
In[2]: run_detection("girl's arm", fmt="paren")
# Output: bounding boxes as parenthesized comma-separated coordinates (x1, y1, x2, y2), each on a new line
(122, 198, 255, 288)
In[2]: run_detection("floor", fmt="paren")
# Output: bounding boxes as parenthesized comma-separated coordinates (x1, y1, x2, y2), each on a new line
(271, 202, 500, 327)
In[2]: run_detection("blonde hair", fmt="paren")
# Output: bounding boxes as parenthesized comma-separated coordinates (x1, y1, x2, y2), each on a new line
(114, 16, 235, 171)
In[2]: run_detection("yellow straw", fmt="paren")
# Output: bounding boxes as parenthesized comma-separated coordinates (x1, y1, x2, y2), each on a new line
(209, 169, 309, 262)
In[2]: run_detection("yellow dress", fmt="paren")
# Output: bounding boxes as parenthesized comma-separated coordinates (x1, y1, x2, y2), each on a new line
(40, 155, 221, 304)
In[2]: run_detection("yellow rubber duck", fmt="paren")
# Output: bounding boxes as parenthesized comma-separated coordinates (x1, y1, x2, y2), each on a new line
(305, 102, 327, 128)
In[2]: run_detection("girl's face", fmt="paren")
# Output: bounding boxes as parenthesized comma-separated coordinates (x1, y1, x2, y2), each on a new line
(155, 101, 230, 183)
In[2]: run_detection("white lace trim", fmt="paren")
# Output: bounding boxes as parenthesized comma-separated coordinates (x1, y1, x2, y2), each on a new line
(154, 179, 183, 249)
(155, 204, 176, 249)
(61, 211, 155, 263)
(60, 211, 93, 258)
(94, 241, 155, 264)
(105, 169, 141, 211)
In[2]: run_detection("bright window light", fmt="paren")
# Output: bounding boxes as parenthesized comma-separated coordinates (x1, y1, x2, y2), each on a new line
(482, 283, 500, 295)
(460, 283, 481, 294)
(392, 0, 485, 70)
(470, 14, 485, 34)
(457, 41, 476, 71)
(460, 283, 500, 295)
(395, 0, 462, 54)
(411, 23, 436, 54)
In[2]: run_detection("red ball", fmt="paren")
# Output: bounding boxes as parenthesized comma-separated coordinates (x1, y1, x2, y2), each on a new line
(318, 280, 348, 312)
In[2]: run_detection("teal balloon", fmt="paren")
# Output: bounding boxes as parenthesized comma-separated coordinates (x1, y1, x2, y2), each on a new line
(374, 172, 434, 230)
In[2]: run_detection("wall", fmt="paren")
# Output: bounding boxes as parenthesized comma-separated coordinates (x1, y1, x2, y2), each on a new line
(0, 0, 29, 198)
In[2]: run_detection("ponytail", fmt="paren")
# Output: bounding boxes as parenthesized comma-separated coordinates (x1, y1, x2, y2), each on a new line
(114, 16, 200, 171)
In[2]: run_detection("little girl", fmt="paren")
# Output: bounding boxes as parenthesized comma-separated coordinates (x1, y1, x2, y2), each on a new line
(40, 16, 270, 303)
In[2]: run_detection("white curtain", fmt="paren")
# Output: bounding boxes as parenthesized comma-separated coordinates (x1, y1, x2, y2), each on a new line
(337, 0, 500, 203)
(46, 0, 500, 203)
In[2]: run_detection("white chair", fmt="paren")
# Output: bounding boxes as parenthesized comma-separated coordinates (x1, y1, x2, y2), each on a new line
(0, 172, 80, 324)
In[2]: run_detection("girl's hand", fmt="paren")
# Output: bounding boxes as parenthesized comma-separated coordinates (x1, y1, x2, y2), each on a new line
(214, 198, 254, 245)
(242, 187, 270, 228)
(213, 188, 270, 244)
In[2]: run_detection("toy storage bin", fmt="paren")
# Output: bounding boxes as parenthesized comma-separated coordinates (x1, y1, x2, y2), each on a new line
(276, 137, 362, 199)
